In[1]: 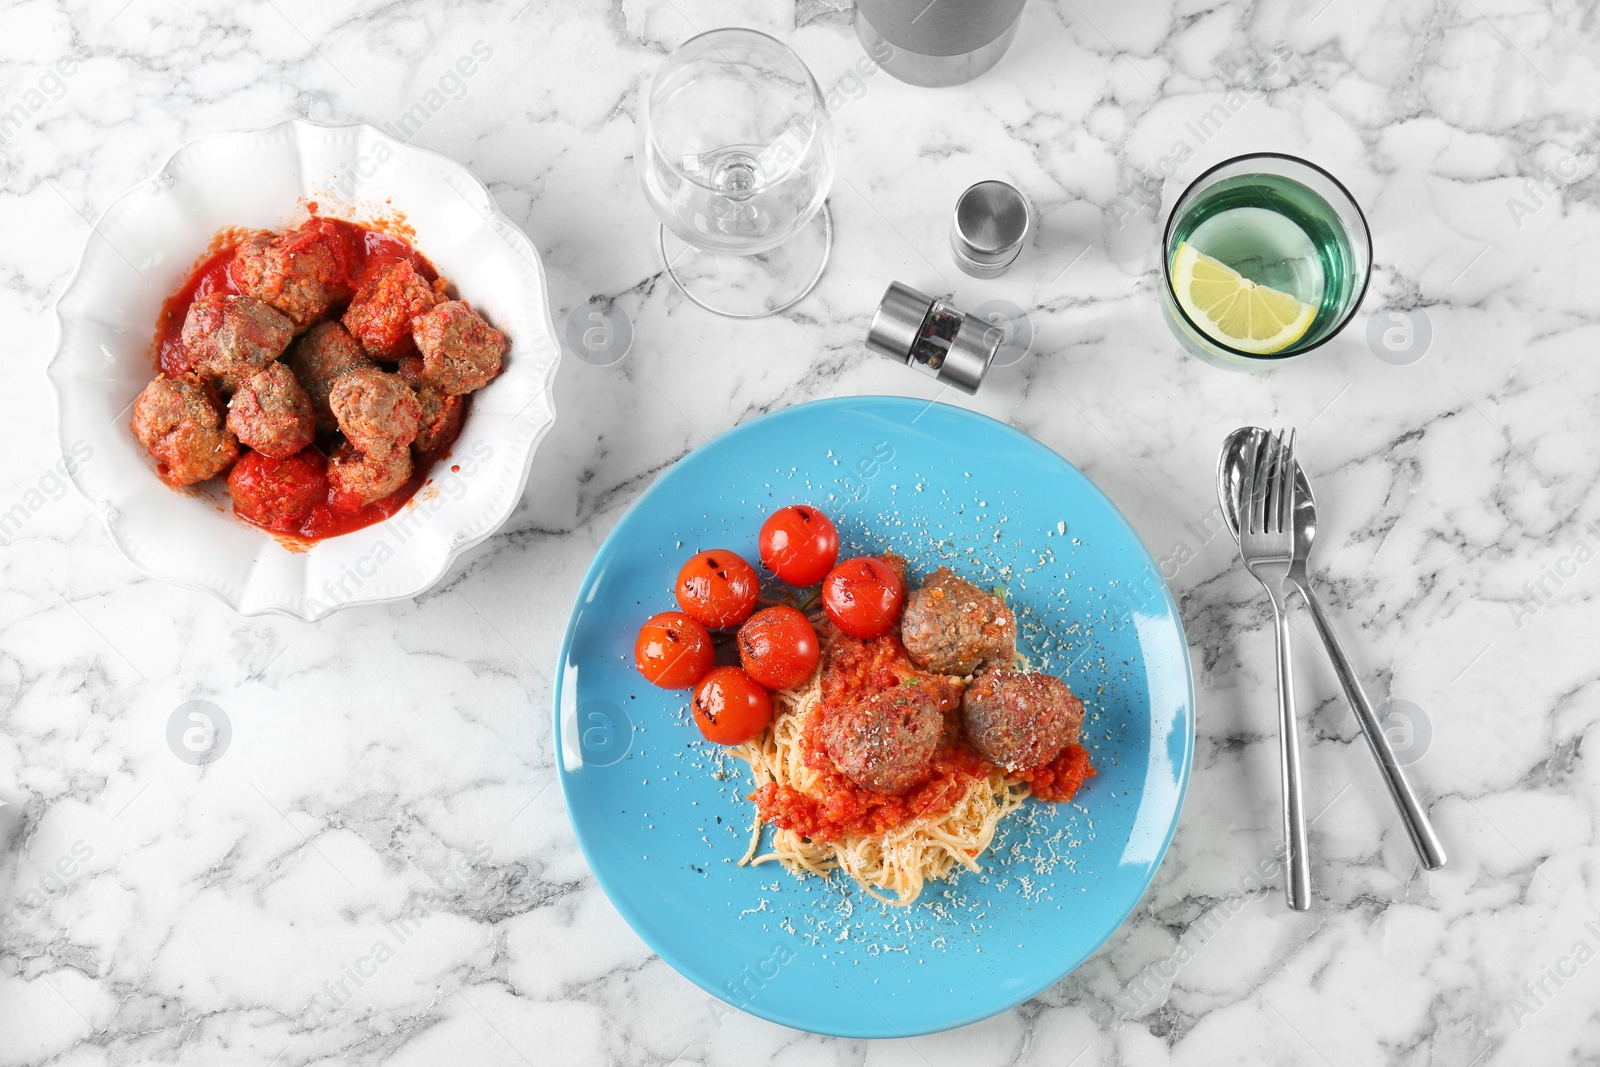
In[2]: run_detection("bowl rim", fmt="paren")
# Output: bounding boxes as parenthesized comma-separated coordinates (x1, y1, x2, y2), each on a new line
(45, 117, 562, 621)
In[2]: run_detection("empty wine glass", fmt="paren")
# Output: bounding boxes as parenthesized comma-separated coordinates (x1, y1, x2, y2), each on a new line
(636, 28, 837, 318)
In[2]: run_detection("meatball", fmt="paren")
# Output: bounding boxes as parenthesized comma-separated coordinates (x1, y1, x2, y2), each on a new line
(900, 568, 1017, 676)
(284, 322, 375, 435)
(327, 441, 412, 511)
(229, 223, 349, 329)
(180, 293, 294, 393)
(228, 448, 328, 531)
(962, 669, 1084, 772)
(821, 680, 943, 795)
(341, 259, 444, 357)
(226, 362, 315, 458)
(130, 376, 239, 486)
(329, 367, 421, 452)
(412, 300, 507, 395)
(399, 357, 464, 460)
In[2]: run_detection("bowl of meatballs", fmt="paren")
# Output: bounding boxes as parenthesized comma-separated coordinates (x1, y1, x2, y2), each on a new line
(48, 120, 560, 619)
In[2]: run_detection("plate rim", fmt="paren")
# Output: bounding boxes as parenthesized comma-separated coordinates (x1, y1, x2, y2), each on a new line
(44, 117, 562, 620)
(552, 394, 1195, 1037)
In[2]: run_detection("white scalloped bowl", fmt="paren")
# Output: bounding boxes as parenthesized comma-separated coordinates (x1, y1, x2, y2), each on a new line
(48, 120, 561, 620)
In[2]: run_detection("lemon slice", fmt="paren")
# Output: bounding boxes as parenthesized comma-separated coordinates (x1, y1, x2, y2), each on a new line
(1170, 242, 1316, 355)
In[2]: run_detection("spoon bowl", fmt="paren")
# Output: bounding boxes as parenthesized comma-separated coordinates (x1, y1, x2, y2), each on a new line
(1219, 426, 1316, 580)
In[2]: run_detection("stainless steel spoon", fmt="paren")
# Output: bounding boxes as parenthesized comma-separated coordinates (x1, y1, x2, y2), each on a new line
(1219, 427, 1447, 871)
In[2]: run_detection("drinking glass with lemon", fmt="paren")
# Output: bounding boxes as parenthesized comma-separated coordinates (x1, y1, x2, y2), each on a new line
(1162, 153, 1371, 368)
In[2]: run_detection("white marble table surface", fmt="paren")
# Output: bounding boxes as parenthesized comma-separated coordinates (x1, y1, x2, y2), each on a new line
(3, 0, 1597, 1063)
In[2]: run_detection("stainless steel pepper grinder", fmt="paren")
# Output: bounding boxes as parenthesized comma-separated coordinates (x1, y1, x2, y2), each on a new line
(855, 0, 1028, 88)
(865, 282, 1000, 394)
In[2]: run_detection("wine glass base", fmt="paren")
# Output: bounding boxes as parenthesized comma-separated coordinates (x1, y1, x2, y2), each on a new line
(658, 202, 833, 319)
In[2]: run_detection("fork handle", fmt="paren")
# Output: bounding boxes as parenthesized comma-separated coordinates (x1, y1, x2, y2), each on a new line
(1298, 581, 1448, 871)
(1272, 600, 1312, 911)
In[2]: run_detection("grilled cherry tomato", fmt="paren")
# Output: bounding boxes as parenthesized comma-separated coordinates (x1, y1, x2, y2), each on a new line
(691, 666, 773, 745)
(759, 505, 839, 587)
(737, 606, 820, 690)
(634, 611, 715, 689)
(821, 556, 904, 639)
(675, 549, 760, 629)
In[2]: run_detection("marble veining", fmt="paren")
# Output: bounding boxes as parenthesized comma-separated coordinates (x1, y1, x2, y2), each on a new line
(2, 0, 1598, 1063)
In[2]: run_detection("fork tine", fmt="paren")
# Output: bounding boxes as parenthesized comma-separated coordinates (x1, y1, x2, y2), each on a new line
(1260, 429, 1276, 534)
(1269, 428, 1286, 534)
(1262, 428, 1282, 534)
(1277, 429, 1297, 536)
(1274, 428, 1289, 534)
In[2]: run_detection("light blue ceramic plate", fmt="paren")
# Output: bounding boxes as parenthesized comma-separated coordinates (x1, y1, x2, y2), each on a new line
(554, 397, 1193, 1037)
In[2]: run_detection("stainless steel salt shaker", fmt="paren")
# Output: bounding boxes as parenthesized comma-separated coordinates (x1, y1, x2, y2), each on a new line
(855, 0, 1027, 88)
(865, 282, 999, 394)
(950, 180, 1030, 277)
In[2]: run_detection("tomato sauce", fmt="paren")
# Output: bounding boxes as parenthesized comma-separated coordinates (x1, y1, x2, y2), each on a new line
(321, 217, 439, 287)
(1013, 743, 1095, 802)
(148, 214, 459, 545)
(752, 631, 1095, 841)
(754, 633, 981, 842)
(155, 247, 237, 378)
(752, 728, 990, 842)
(265, 442, 463, 543)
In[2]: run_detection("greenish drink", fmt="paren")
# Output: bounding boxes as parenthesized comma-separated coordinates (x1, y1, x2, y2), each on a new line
(1162, 154, 1371, 367)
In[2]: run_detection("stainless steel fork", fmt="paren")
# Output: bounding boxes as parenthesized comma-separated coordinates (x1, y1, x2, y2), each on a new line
(1239, 428, 1310, 910)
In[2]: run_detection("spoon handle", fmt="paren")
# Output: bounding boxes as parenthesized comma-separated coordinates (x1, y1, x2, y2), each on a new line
(1299, 581, 1448, 870)
(1271, 597, 1312, 911)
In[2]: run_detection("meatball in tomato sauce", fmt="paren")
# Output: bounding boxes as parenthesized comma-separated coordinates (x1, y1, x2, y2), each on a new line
(821, 679, 944, 795)
(962, 669, 1083, 772)
(327, 441, 411, 511)
(398, 357, 464, 461)
(226, 362, 315, 459)
(228, 448, 328, 531)
(412, 300, 506, 396)
(180, 293, 294, 394)
(131, 376, 239, 486)
(284, 321, 374, 436)
(230, 223, 349, 329)
(900, 567, 1016, 677)
(328, 367, 420, 453)
(341, 259, 444, 358)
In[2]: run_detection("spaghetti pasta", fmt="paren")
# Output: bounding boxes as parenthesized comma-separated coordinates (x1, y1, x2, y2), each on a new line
(733, 655, 1036, 906)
